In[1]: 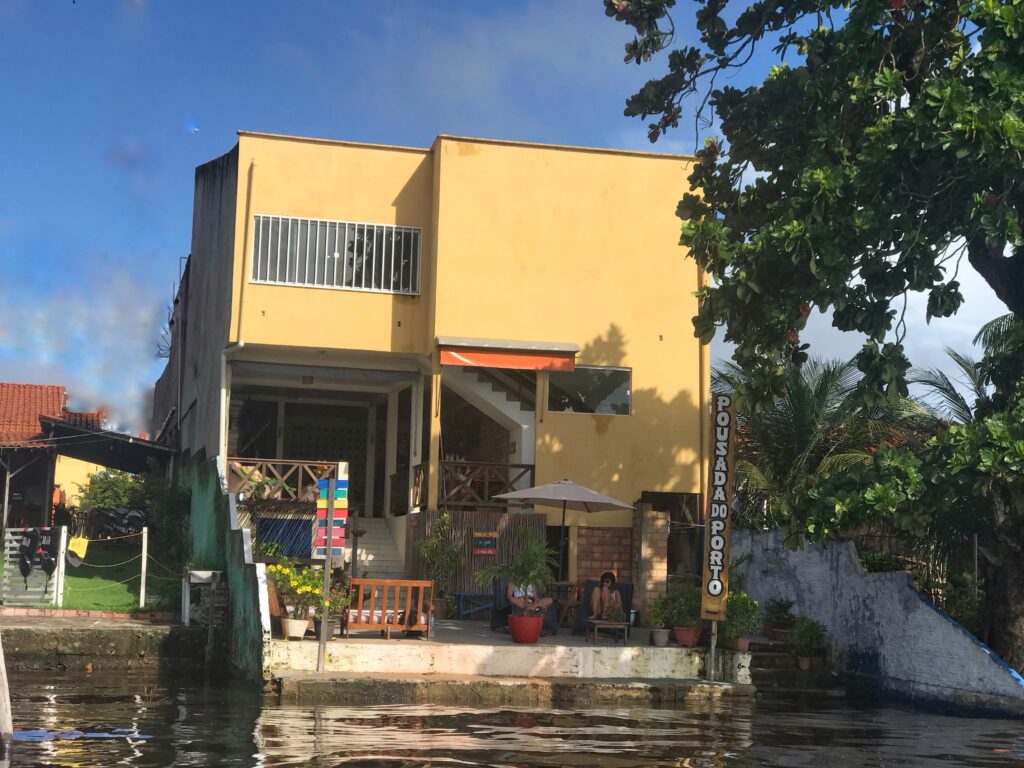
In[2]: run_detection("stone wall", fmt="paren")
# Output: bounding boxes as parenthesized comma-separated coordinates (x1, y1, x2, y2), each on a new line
(577, 526, 632, 584)
(733, 530, 1024, 714)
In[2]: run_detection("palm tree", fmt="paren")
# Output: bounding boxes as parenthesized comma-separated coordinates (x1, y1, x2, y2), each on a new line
(909, 348, 990, 423)
(714, 358, 935, 528)
(973, 313, 1023, 354)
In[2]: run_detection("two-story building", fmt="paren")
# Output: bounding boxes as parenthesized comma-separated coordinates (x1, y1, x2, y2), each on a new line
(153, 131, 709, 585)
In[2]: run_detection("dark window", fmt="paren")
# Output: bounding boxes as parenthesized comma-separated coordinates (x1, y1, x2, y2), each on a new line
(548, 366, 631, 415)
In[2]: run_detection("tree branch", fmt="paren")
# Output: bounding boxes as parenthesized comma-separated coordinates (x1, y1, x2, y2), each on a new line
(967, 238, 1024, 318)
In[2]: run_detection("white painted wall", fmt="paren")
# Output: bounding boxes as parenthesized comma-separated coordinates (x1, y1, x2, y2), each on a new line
(733, 530, 1024, 714)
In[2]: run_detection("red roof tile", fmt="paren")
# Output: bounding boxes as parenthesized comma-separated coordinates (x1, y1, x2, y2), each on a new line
(0, 383, 65, 447)
(61, 409, 105, 431)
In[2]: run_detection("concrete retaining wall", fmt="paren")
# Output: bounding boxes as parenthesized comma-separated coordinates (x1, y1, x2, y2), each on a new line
(269, 639, 751, 684)
(733, 530, 1024, 714)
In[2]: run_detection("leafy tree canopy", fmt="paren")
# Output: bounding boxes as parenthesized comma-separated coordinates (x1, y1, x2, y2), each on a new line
(607, 0, 1024, 410)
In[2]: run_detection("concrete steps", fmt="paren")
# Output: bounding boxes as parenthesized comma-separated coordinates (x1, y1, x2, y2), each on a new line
(746, 636, 843, 695)
(347, 518, 405, 580)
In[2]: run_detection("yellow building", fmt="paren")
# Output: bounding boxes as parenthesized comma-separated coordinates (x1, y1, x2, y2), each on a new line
(153, 131, 708, 582)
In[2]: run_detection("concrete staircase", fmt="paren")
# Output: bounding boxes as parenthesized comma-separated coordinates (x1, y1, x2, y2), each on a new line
(747, 637, 844, 697)
(347, 518, 405, 580)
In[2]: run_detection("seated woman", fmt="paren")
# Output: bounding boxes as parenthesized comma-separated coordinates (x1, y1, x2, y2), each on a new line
(507, 582, 554, 612)
(589, 571, 622, 620)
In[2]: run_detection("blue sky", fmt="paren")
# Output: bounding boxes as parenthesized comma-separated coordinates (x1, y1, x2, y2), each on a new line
(0, 0, 1004, 430)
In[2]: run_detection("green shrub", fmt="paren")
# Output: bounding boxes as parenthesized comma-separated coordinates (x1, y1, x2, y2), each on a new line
(722, 591, 760, 639)
(763, 598, 795, 629)
(789, 616, 828, 656)
(649, 586, 701, 628)
(603, 603, 627, 623)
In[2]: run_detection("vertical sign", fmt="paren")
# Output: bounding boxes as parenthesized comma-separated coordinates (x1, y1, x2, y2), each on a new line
(315, 463, 349, 559)
(701, 393, 736, 621)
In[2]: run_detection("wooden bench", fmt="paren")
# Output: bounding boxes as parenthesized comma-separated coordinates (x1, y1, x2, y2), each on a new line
(345, 578, 433, 639)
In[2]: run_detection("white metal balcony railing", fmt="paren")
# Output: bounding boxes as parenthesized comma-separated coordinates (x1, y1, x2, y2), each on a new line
(251, 214, 421, 295)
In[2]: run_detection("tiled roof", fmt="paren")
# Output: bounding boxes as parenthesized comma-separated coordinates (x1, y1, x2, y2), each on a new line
(62, 409, 105, 431)
(0, 383, 66, 447)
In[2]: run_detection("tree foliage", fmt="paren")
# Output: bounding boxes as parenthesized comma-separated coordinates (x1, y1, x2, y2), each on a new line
(77, 470, 142, 510)
(795, 383, 1024, 666)
(716, 357, 934, 527)
(607, 0, 1024, 409)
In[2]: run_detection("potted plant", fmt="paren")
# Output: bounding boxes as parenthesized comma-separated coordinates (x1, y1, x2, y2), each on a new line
(721, 591, 761, 651)
(475, 531, 557, 644)
(418, 510, 459, 620)
(664, 587, 703, 647)
(646, 594, 673, 647)
(266, 560, 320, 639)
(789, 616, 827, 669)
(763, 598, 795, 642)
(314, 571, 353, 639)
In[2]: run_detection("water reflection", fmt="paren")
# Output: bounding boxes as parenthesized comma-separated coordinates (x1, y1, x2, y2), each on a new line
(6, 673, 1024, 767)
(258, 702, 752, 767)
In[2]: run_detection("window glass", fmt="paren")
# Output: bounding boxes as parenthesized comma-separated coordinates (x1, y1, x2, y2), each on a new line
(548, 366, 631, 415)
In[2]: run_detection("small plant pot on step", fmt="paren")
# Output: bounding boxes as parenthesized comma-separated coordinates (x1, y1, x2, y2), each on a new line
(769, 628, 789, 643)
(650, 628, 671, 647)
(722, 637, 752, 652)
(283, 617, 309, 640)
(313, 619, 336, 639)
(673, 626, 701, 647)
(508, 614, 544, 644)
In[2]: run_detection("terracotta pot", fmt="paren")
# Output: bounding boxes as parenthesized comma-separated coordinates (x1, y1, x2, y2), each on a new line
(769, 628, 789, 643)
(722, 637, 752, 652)
(673, 626, 701, 647)
(508, 614, 544, 644)
(798, 656, 813, 671)
(283, 617, 309, 640)
(650, 628, 671, 647)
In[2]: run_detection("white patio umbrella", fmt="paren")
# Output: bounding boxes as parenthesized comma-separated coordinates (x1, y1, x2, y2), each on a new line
(492, 479, 634, 578)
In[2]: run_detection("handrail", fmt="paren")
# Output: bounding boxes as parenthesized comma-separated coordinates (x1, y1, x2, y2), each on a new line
(227, 458, 339, 502)
(439, 460, 534, 508)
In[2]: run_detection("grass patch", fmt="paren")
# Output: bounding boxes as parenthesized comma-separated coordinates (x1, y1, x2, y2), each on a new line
(61, 542, 180, 613)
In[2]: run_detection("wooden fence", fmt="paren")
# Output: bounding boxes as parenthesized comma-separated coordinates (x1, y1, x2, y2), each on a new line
(405, 509, 547, 593)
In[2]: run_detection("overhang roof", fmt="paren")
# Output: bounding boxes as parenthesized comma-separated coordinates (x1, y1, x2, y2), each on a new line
(0, 383, 65, 447)
(435, 336, 580, 354)
(40, 417, 175, 474)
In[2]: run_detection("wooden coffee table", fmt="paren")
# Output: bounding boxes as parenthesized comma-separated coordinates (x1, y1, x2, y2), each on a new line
(586, 619, 629, 645)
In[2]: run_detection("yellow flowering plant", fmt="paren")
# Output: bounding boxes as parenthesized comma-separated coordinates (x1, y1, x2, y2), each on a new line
(266, 560, 323, 616)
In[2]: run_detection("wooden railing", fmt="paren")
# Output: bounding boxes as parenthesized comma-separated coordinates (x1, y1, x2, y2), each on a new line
(439, 460, 534, 509)
(388, 462, 429, 516)
(346, 578, 433, 639)
(227, 458, 339, 502)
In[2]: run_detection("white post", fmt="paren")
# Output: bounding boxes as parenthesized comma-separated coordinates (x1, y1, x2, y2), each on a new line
(365, 406, 377, 517)
(140, 526, 148, 609)
(54, 526, 68, 607)
(0, 630, 12, 761)
(383, 390, 399, 517)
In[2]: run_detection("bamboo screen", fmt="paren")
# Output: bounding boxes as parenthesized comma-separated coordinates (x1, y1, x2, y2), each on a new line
(405, 509, 547, 593)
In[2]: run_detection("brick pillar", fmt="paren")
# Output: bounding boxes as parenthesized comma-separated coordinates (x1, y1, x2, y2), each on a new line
(632, 503, 669, 619)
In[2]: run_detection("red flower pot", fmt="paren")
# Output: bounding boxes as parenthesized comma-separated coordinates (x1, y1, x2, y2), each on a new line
(508, 614, 544, 644)
(673, 626, 701, 647)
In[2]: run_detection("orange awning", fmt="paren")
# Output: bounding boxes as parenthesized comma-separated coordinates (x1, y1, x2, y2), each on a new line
(437, 336, 578, 372)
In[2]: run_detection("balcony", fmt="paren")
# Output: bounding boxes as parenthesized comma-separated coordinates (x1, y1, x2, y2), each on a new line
(439, 460, 534, 509)
(227, 458, 340, 502)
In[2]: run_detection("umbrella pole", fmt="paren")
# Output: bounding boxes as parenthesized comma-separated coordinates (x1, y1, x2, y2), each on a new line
(559, 501, 567, 580)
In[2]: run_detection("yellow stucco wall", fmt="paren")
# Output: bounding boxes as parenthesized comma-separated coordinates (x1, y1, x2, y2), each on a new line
(54, 456, 103, 506)
(430, 137, 704, 528)
(184, 131, 706, 527)
(230, 133, 434, 355)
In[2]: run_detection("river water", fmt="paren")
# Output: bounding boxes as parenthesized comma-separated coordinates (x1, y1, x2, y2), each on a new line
(8, 671, 1024, 767)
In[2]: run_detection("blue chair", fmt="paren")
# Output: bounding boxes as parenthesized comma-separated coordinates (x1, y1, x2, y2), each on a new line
(490, 579, 558, 635)
(573, 580, 634, 635)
